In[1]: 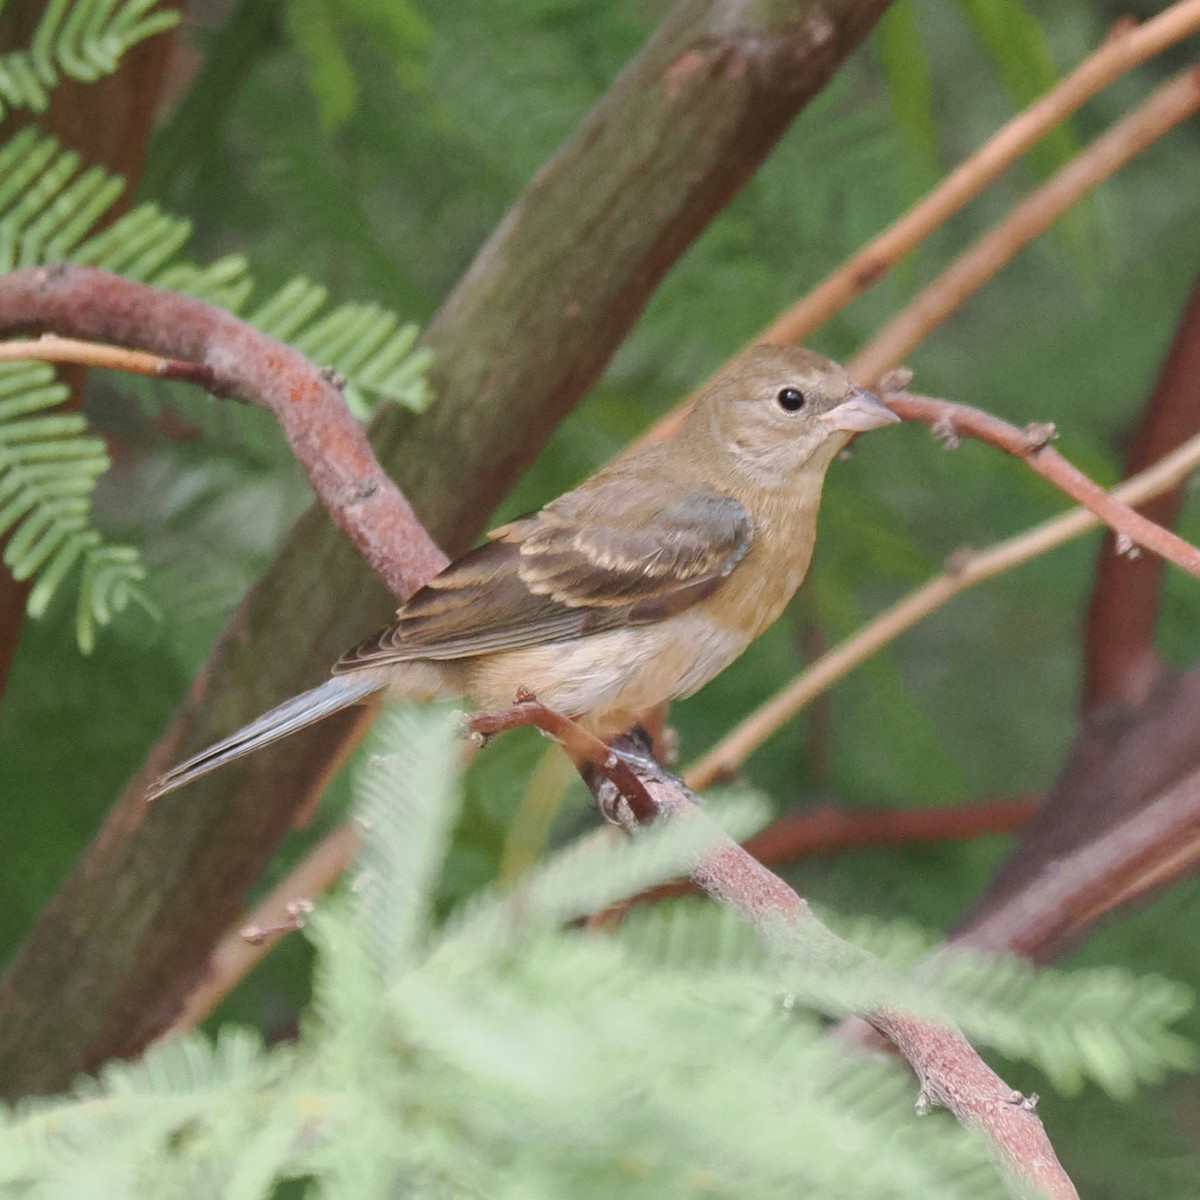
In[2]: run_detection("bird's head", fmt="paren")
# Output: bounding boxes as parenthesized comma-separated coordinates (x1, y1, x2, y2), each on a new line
(687, 345, 898, 488)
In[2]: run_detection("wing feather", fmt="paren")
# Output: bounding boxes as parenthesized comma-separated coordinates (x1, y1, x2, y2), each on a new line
(334, 487, 751, 673)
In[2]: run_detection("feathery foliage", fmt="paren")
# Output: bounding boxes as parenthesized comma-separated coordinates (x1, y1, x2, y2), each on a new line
(0, 359, 155, 651)
(0, 0, 178, 120)
(0, 35, 431, 647)
(0, 706, 1192, 1197)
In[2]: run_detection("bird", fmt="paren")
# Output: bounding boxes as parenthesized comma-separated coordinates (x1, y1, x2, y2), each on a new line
(146, 345, 897, 800)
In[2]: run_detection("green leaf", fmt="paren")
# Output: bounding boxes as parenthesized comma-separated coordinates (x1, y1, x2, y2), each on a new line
(875, 1, 939, 171)
(953, 0, 1095, 264)
(0, 0, 179, 121)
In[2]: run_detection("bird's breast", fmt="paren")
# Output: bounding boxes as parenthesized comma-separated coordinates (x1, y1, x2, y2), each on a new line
(696, 496, 818, 644)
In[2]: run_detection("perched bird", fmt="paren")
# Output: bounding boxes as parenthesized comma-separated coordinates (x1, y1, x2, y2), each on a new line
(147, 346, 897, 800)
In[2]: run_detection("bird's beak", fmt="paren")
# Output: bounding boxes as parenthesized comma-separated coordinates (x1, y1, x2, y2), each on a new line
(820, 387, 900, 433)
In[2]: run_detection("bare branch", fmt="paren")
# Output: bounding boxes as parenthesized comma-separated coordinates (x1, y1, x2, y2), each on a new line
(0, 267, 449, 600)
(850, 68, 1200, 386)
(164, 824, 359, 1036)
(761, 2, 1200, 345)
(890, 391, 1200, 578)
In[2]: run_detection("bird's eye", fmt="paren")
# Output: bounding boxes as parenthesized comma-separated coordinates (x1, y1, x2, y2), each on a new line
(776, 387, 806, 412)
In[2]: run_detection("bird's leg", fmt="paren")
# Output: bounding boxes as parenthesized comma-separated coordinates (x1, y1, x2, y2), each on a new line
(465, 692, 659, 827)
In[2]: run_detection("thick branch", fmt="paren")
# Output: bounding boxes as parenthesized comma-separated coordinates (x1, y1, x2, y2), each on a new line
(955, 675, 1200, 961)
(0, 0, 895, 1097)
(1084, 272, 1200, 709)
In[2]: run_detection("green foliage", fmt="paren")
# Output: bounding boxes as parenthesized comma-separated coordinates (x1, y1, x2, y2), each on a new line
(0, 83, 430, 646)
(876, 0, 1092, 261)
(876, 2, 940, 172)
(0, 0, 178, 120)
(0, 359, 155, 651)
(4, 706, 1190, 1198)
(283, 0, 431, 129)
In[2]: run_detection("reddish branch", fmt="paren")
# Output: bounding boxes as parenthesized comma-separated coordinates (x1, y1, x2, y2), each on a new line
(744, 794, 1038, 858)
(958, 754, 1200, 962)
(889, 388, 1200, 579)
(957, 661, 1200, 960)
(477, 701, 1076, 1200)
(1084, 272, 1200, 709)
(0, 265, 449, 600)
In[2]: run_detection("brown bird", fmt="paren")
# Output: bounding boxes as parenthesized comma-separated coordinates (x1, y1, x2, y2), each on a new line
(147, 346, 897, 800)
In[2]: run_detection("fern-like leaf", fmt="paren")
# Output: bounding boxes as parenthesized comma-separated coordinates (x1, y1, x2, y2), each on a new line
(0, 361, 154, 650)
(0, 126, 430, 647)
(0, 0, 179, 121)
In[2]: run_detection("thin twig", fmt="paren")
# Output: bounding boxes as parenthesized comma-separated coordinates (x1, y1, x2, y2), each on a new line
(763, 2, 1200, 346)
(687, 427, 1200, 789)
(164, 823, 359, 1035)
(851, 67, 1200, 385)
(0, 266, 448, 600)
(891, 391, 1200, 577)
(0, 333, 215, 387)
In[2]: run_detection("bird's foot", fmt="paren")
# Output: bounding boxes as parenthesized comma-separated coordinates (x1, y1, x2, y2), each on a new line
(465, 694, 662, 827)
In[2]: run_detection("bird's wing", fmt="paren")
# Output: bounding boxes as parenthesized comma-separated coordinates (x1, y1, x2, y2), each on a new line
(334, 486, 752, 671)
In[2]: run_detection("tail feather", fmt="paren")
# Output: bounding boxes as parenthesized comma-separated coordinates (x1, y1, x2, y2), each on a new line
(146, 675, 384, 801)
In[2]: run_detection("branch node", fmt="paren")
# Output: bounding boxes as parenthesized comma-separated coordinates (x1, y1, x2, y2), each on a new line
(239, 897, 314, 946)
(156, 358, 218, 390)
(1022, 421, 1058, 451)
(319, 365, 348, 392)
(932, 413, 961, 449)
(878, 366, 913, 395)
(1114, 531, 1141, 559)
(945, 545, 975, 575)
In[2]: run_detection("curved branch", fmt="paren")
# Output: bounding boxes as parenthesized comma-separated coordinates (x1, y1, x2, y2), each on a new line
(0, 268, 449, 600)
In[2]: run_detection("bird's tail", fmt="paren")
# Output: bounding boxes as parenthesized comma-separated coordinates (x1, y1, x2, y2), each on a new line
(145, 674, 385, 802)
